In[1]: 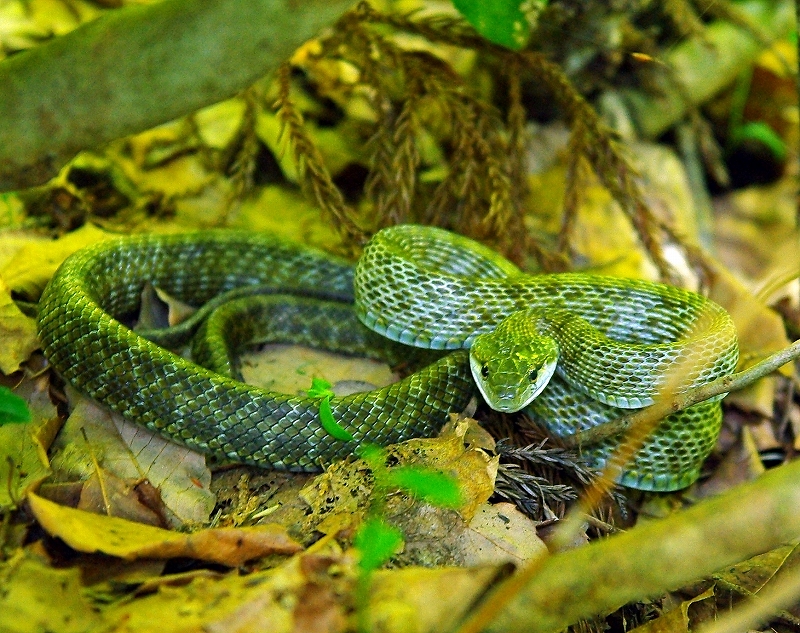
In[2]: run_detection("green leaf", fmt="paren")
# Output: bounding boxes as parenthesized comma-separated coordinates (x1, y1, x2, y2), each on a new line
(0, 386, 31, 424)
(355, 443, 386, 469)
(306, 377, 334, 399)
(354, 516, 404, 572)
(451, 0, 548, 50)
(385, 466, 464, 508)
(731, 121, 787, 161)
(318, 396, 354, 442)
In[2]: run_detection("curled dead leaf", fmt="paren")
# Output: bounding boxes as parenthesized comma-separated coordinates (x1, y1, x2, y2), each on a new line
(28, 493, 302, 565)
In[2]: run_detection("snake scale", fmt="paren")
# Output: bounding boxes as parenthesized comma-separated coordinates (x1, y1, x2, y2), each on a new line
(38, 225, 738, 490)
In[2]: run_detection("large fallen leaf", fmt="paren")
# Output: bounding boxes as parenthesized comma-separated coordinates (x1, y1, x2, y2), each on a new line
(299, 416, 499, 566)
(367, 565, 505, 633)
(50, 388, 215, 527)
(0, 550, 101, 633)
(1, 223, 113, 297)
(242, 343, 396, 397)
(629, 587, 715, 633)
(28, 492, 302, 565)
(302, 416, 496, 531)
(461, 502, 548, 567)
(100, 549, 350, 633)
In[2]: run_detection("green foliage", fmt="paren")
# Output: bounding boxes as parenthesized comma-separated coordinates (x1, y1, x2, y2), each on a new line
(0, 387, 30, 424)
(384, 466, 464, 508)
(307, 378, 354, 442)
(306, 377, 335, 399)
(352, 445, 464, 572)
(354, 516, 404, 572)
(451, 0, 547, 50)
(731, 121, 787, 161)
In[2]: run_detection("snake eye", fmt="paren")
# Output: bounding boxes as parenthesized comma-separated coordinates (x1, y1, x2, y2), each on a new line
(481, 364, 489, 378)
(528, 370, 538, 382)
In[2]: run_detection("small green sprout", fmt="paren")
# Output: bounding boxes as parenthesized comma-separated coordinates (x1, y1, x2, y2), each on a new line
(307, 377, 354, 442)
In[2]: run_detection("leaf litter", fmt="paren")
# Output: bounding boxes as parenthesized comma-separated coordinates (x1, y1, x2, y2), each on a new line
(1, 2, 800, 631)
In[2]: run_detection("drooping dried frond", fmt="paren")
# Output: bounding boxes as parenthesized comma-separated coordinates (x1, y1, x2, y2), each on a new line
(274, 63, 365, 245)
(220, 89, 260, 225)
(362, 52, 426, 229)
(520, 51, 676, 279)
(353, 1, 490, 51)
(505, 60, 529, 245)
(271, 0, 729, 275)
(558, 120, 589, 255)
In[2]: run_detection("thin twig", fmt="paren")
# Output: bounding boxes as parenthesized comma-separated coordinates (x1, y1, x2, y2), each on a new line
(567, 339, 800, 448)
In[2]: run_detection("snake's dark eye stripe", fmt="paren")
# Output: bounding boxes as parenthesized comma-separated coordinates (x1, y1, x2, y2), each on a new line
(481, 364, 489, 378)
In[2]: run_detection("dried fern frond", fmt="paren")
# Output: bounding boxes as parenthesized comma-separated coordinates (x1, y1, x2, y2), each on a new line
(220, 89, 260, 225)
(520, 51, 677, 279)
(274, 63, 364, 245)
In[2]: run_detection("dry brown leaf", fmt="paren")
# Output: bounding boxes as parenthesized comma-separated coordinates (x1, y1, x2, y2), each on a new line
(49, 389, 215, 527)
(695, 426, 765, 497)
(100, 549, 351, 633)
(629, 587, 715, 633)
(77, 470, 169, 528)
(0, 550, 102, 633)
(460, 502, 548, 567)
(1, 223, 113, 297)
(28, 493, 302, 565)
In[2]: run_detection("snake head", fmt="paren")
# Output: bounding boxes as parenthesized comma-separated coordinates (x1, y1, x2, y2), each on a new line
(469, 311, 558, 413)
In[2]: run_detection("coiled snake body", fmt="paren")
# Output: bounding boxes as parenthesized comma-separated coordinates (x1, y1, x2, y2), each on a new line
(357, 226, 739, 490)
(38, 225, 738, 490)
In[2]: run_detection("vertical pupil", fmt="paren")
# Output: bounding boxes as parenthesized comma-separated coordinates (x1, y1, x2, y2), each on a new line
(481, 364, 489, 378)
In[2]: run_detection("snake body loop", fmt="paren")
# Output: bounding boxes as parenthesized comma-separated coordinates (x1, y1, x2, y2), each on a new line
(38, 226, 739, 490)
(355, 225, 739, 490)
(37, 231, 474, 471)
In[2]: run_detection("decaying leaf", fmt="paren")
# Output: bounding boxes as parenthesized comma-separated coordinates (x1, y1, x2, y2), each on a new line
(28, 492, 302, 565)
(0, 223, 113, 297)
(0, 551, 102, 633)
(367, 565, 505, 633)
(98, 548, 350, 633)
(242, 343, 396, 397)
(629, 587, 715, 633)
(49, 388, 214, 527)
(75, 469, 170, 528)
(460, 502, 548, 567)
(301, 416, 497, 533)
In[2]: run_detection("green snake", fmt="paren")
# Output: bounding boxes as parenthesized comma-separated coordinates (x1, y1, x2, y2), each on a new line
(38, 225, 738, 490)
(356, 225, 738, 490)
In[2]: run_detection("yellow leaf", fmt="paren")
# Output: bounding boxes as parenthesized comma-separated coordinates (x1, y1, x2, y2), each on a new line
(1, 223, 114, 297)
(0, 277, 38, 373)
(0, 551, 101, 633)
(28, 493, 302, 565)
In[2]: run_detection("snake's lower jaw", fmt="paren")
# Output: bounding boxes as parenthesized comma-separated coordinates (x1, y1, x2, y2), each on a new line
(487, 399, 527, 414)
(472, 374, 552, 414)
